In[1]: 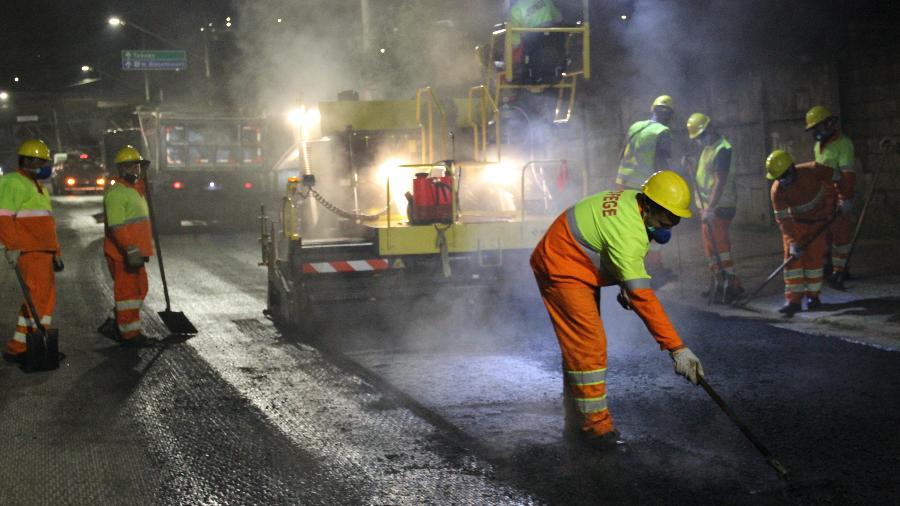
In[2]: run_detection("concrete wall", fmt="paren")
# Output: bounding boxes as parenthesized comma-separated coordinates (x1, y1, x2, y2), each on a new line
(839, 29, 900, 235)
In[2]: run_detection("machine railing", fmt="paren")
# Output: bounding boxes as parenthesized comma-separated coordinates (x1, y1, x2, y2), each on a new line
(467, 85, 501, 163)
(415, 87, 448, 163)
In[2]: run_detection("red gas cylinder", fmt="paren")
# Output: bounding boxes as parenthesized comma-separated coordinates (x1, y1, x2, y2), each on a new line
(410, 172, 453, 224)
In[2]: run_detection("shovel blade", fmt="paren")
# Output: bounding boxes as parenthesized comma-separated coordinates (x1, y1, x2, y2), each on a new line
(25, 331, 45, 373)
(158, 310, 197, 335)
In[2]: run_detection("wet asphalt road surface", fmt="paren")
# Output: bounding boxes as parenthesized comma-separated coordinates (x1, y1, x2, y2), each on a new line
(1, 196, 898, 505)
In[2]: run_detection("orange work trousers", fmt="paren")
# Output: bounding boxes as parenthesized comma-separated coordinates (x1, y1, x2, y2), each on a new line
(828, 212, 852, 273)
(783, 222, 828, 303)
(701, 213, 742, 288)
(531, 213, 615, 437)
(105, 253, 148, 340)
(6, 252, 56, 356)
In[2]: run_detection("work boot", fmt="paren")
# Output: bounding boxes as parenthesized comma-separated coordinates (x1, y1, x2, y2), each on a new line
(579, 430, 624, 451)
(97, 318, 119, 341)
(826, 272, 846, 290)
(778, 302, 802, 317)
(806, 297, 823, 311)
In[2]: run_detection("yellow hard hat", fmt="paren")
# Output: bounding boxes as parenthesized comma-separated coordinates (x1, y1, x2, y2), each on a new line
(686, 113, 710, 139)
(765, 149, 794, 180)
(805, 105, 833, 130)
(114, 145, 145, 165)
(641, 170, 692, 218)
(651, 95, 674, 112)
(17, 139, 51, 161)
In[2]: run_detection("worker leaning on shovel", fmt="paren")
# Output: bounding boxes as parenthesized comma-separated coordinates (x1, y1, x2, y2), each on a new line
(0, 139, 64, 361)
(530, 170, 705, 450)
(97, 146, 154, 346)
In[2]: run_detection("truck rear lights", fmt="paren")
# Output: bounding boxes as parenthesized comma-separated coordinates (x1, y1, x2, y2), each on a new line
(172, 181, 184, 190)
(243, 182, 253, 189)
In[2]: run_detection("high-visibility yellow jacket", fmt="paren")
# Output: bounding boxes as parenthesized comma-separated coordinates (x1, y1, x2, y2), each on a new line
(508, 0, 563, 47)
(0, 170, 59, 253)
(564, 189, 683, 351)
(815, 133, 855, 201)
(616, 120, 671, 189)
(103, 179, 154, 260)
(695, 136, 736, 209)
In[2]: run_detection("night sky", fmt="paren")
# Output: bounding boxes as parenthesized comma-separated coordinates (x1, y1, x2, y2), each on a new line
(1, 0, 231, 90)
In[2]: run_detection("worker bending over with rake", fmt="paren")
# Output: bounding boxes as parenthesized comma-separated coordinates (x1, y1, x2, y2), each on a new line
(765, 150, 836, 316)
(97, 146, 154, 346)
(531, 170, 704, 450)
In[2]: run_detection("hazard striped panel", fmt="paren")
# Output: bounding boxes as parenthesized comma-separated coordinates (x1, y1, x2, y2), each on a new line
(302, 259, 391, 274)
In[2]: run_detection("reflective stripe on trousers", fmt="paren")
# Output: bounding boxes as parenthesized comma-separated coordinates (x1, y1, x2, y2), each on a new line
(105, 253, 149, 340)
(782, 224, 828, 303)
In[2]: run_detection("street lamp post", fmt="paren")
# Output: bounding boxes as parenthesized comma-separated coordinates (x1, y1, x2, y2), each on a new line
(108, 16, 211, 103)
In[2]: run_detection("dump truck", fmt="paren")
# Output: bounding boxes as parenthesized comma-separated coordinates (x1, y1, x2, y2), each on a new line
(104, 109, 272, 231)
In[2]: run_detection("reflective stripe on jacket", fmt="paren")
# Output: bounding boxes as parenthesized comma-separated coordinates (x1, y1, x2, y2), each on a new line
(103, 180, 154, 259)
(0, 170, 59, 252)
(770, 163, 835, 244)
(695, 136, 736, 209)
(616, 120, 669, 189)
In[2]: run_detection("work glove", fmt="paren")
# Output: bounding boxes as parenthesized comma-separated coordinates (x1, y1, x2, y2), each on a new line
(3, 249, 20, 265)
(788, 243, 803, 258)
(125, 246, 145, 269)
(670, 347, 705, 385)
(616, 287, 632, 311)
(53, 254, 64, 272)
(839, 199, 854, 216)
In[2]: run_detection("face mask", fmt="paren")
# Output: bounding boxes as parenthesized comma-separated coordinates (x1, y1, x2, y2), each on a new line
(122, 173, 139, 184)
(779, 167, 797, 188)
(31, 166, 52, 180)
(813, 130, 831, 142)
(647, 226, 672, 244)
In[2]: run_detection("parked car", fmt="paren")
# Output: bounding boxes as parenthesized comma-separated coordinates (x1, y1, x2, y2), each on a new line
(51, 152, 108, 195)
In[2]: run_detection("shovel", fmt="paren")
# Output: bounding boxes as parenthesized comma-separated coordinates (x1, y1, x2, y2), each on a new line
(142, 167, 197, 335)
(10, 259, 59, 372)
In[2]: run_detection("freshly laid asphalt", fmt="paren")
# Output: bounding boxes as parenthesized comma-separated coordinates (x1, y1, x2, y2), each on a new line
(0, 196, 897, 505)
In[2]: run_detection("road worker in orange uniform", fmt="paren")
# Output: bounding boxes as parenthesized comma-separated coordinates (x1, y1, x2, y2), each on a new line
(806, 106, 855, 288)
(531, 170, 704, 448)
(765, 150, 836, 316)
(97, 146, 154, 345)
(686, 112, 744, 302)
(0, 139, 63, 360)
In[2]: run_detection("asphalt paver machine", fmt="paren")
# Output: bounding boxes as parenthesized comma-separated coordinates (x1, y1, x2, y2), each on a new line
(260, 3, 592, 331)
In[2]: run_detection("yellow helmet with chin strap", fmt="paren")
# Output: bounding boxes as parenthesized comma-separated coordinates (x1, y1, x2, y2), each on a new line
(114, 145, 145, 165)
(641, 170, 692, 218)
(805, 105, 833, 130)
(651, 95, 674, 112)
(765, 149, 794, 180)
(17, 139, 51, 161)
(686, 113, 710, 139)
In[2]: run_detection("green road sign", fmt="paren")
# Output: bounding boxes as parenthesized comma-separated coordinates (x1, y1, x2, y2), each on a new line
(121, 50, 187, 71)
